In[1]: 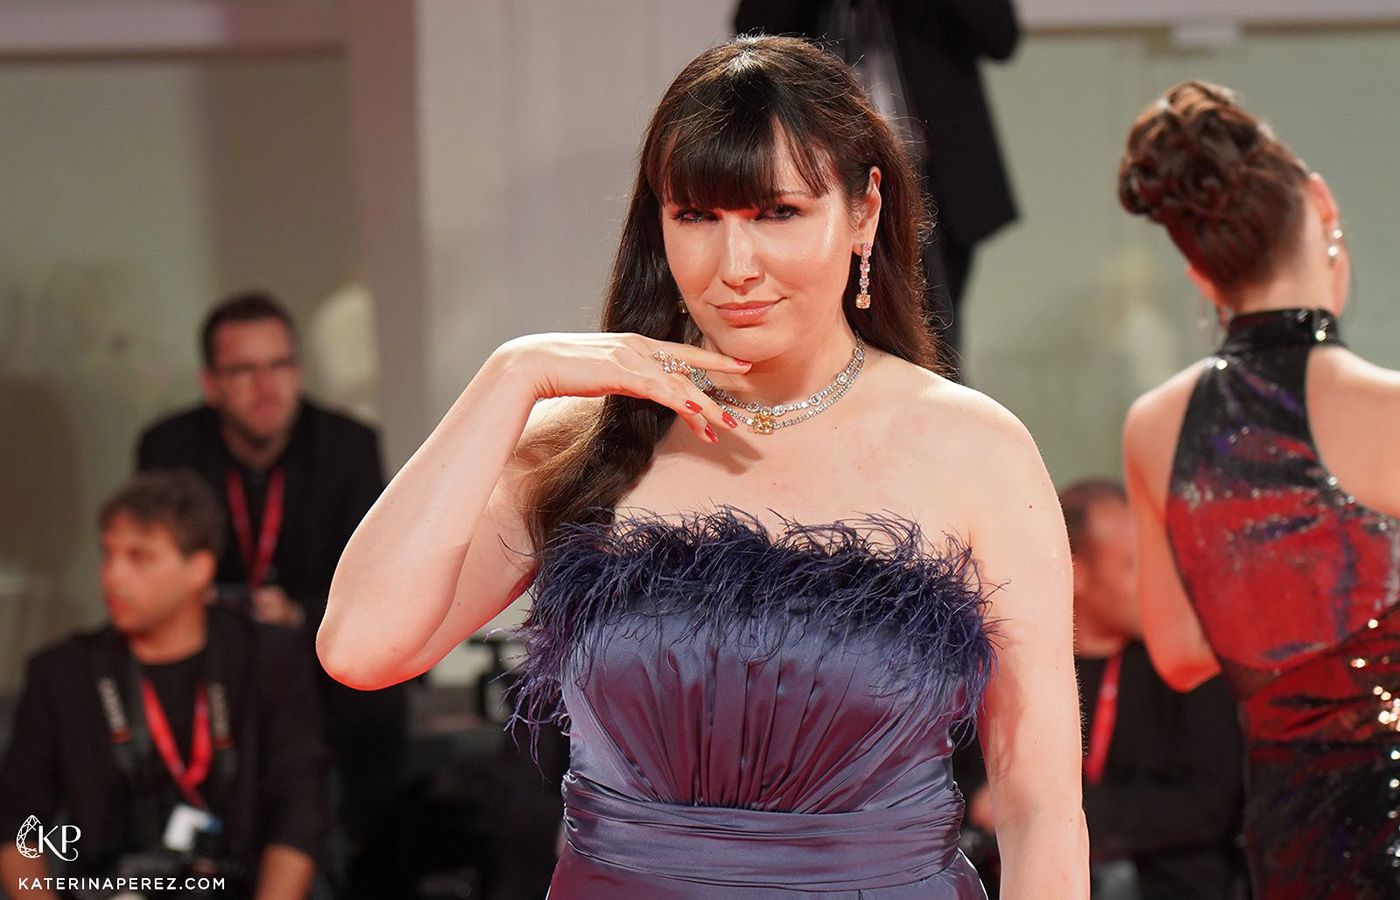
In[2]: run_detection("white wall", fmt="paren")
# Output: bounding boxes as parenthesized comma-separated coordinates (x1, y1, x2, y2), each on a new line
(0, 55, 358, 685)
(409, 0, 738, 420)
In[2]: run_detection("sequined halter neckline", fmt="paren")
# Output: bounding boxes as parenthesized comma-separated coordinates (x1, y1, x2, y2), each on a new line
(1220, 307, 1345, 355)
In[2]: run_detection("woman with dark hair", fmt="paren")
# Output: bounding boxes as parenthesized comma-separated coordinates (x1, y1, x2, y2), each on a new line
(1120, 81, 1400, 899)
(320, 36, 1086, 898)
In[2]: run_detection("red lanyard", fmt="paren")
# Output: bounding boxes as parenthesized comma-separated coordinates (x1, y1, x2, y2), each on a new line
(1083, 651, 1123, 786)
(141, 677, 212, 809)
(225, 466, 285, 590)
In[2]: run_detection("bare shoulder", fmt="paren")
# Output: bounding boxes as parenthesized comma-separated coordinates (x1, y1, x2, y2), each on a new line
(1308, 346, 1400, 514)
(1123, 360, 1209, 506)
(873, 361, 1068, 578)
(872, 357, 1049, 528)
(1125, 361, 1207, 442)
(1315, 345, 1400, 398)
(878, 356, 1038, 462)
(1332, 350, 1400, 441)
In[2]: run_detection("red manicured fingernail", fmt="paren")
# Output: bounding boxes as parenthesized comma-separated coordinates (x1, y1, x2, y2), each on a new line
(704, 425, 718, 443)
(722, 411, 738, 429)
(685, 400, 703, 414)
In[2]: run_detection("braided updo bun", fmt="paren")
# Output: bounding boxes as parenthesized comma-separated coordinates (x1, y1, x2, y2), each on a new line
(1119, 81, 1310, 293)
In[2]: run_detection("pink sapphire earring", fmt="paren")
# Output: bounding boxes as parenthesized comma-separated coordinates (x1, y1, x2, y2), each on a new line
(855, 243, 872, 309)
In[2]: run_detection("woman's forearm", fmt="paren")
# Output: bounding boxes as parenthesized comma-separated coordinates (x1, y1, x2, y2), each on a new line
(317, 346, 538, 687)
(994, 807, 1090, 899)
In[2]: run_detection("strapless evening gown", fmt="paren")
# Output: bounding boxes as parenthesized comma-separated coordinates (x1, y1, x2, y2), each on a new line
(1166, 308, 1400, 899)
(512, 508, 996, 898)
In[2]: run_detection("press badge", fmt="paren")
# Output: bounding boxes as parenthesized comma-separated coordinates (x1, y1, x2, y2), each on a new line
(163, 803, 219, 852)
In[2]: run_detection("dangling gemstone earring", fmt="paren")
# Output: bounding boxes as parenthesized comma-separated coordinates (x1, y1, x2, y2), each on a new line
(677, 298, 688, 315)
(1326, 227, 1344, 266)
(855, 243, 872, 309)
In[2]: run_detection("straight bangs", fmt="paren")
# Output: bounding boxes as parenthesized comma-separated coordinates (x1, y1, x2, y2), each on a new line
(644, 70, 839, 212)
(524, 35, 940, 558)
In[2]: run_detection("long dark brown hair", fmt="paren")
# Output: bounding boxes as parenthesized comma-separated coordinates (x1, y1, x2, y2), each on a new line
(524, 35, 936, 555)
(1118, 81, 1311, 295)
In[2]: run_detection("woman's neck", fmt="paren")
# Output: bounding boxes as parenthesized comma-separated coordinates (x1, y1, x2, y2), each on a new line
(706, 317, 861, 406)
(1228, 249, 1339, 319)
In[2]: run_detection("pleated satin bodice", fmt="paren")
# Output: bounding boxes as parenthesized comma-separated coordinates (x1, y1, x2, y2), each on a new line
(513, 508, 996, 898)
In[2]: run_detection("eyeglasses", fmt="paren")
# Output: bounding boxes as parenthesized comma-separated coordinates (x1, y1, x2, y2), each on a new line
(212, 357, 299, 382)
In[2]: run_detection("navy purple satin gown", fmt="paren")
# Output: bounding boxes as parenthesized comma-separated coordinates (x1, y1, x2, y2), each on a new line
(1166, 308, 1400, 899)
(512, 509, 995, 898)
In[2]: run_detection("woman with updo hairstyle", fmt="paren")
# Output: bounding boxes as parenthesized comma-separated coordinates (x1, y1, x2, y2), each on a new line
(1120, 81, 1400, 898)
(319, 35, 1088, 898)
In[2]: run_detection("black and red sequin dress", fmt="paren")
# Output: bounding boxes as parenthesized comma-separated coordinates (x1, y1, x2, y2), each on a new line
(1166, 308, 1400, 899)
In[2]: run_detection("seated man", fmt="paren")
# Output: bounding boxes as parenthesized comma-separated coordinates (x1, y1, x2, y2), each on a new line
(0, 471, 329, 899)
(136, 292, 407, 895)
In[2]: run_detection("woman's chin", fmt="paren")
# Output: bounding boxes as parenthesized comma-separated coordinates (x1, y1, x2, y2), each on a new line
(705, 329, 785, 365)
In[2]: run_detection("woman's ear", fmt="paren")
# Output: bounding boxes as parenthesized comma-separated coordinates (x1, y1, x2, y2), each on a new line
(1306, 172, 1339, 228)
(854, 166, 883, 250)
(1308, 173, 1351, 312)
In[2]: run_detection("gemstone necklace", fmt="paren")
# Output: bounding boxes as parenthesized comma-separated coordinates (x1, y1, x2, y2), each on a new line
(689, 335, 865, 435)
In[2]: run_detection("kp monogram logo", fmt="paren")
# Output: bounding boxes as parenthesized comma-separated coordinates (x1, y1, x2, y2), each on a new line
(15, 815, 81, 862)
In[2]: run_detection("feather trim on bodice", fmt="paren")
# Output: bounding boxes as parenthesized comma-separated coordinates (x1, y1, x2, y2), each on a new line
(510, 507, 997, 737)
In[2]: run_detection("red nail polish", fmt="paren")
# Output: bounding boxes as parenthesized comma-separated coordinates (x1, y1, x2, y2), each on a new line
(685, 400, 703, 414)
(704, 425, 718, 443)
(722, 411, 738, 429)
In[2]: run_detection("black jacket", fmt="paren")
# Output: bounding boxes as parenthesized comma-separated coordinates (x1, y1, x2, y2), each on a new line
(1079, 642, 1246, 899)
(0, 611, 330, 880)
(734, 0, 1021, 247)
(136, 399, 383, 628)
(136, 399, 408, 742)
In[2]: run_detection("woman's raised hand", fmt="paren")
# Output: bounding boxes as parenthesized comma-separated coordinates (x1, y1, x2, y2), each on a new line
(498, 332, 751, 442)
(321, 331, 750, 688)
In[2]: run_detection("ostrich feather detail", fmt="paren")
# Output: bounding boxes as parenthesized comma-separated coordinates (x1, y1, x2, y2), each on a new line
(508, 507, 998, 738)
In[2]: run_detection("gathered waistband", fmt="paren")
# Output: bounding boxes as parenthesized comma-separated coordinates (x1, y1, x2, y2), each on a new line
(560, 772, 965, 890)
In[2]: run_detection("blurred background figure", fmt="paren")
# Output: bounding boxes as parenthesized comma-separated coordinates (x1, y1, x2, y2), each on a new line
(1121, 81, 1400, 899)
(135, 293, 408, 897)
(733, 0, 1021, 377)
(0, 471, 328, 899)
(960, 478, 1246, 900)
(1061, 479, 1246, 900)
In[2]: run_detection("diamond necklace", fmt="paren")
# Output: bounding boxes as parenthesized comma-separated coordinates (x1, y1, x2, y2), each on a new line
(689, 335, 866, 435)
